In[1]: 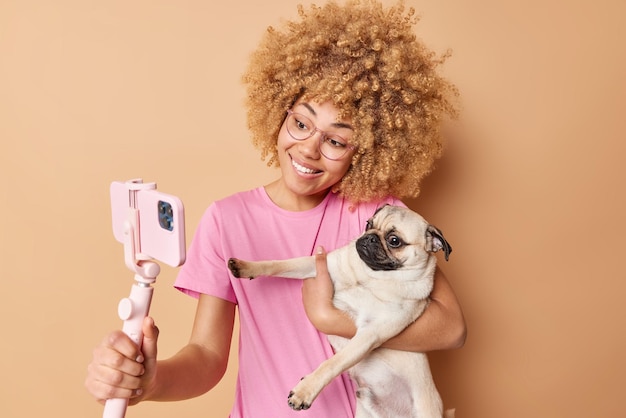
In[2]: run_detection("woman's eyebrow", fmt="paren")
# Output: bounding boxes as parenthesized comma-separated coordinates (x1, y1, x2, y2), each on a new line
(299, 102, 354, 130)
(333, 121, 354, 130)
(300, 102, 317, 116)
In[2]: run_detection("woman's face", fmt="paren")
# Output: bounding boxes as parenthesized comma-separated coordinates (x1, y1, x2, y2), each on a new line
(274, 100, 355, 209)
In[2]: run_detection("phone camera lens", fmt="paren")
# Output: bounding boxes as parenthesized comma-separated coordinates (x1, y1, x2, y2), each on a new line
(158, 201, 174, 231)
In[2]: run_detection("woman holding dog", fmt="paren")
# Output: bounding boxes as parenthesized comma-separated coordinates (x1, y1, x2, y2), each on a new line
(85, 1, 466, 416)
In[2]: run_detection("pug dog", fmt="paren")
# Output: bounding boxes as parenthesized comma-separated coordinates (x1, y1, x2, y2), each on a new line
(227, 205, 454, 418)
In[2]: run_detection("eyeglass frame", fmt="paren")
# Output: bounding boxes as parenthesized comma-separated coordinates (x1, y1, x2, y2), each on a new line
(284, 109, 356, 161)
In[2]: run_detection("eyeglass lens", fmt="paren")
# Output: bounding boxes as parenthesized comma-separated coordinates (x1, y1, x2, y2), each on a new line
(286, 112, 351, 160)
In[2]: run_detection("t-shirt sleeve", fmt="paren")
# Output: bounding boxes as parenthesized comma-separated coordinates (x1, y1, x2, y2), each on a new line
(174, 203, 237, 303)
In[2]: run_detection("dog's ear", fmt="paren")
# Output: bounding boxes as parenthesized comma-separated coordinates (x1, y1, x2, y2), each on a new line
(365, 204, 391, 231)
(426, 225, 452, 261)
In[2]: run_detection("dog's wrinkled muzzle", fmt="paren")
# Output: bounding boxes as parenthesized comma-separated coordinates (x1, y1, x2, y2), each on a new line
(356, 233, 400, 271)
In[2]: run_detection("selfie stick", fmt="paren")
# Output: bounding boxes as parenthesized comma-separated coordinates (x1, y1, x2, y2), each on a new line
(103, 180, 161, 418)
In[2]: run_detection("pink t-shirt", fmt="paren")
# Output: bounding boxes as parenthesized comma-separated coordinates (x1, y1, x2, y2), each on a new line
(175, 187, 402, 418)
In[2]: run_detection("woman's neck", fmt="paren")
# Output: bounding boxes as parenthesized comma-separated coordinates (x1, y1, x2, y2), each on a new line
(264, 180, 330, 211)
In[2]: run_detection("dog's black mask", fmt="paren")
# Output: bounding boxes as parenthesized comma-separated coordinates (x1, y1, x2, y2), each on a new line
(356, 233, 400, 271)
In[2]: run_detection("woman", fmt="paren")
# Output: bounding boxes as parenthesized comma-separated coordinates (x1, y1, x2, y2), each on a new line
(85, 1, 466, 416)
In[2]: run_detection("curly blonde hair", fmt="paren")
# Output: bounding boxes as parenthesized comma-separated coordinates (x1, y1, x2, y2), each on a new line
(242, 0, 458, 203)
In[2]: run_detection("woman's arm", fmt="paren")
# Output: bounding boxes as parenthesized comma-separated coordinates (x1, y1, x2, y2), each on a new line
(144, 294, 236, 401)
(383, 268, 466, 351)
(301, 247, 466, 352)
(85, 294, 236, 405)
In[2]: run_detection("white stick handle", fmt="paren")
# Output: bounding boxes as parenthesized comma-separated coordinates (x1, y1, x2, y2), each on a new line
(103, 281, 154, 418)
(102, 398, 128, 418)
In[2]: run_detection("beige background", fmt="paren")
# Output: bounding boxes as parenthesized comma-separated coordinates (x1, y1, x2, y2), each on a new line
(1, 0, 625, 417)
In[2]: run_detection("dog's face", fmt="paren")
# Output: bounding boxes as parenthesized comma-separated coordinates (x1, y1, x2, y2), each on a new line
(356, 205, 452, 271)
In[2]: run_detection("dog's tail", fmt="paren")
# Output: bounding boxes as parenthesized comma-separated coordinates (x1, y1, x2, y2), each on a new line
(444, 408, 456, 418)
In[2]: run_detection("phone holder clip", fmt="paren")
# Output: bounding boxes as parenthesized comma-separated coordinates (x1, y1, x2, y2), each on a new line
(122, 179, 160, 283)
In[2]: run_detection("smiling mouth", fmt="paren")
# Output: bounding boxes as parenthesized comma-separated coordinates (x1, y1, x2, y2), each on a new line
(291, 158, 322, 175)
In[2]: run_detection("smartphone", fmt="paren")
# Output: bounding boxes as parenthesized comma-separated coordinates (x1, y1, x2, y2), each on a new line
(110, 181, 186, 267)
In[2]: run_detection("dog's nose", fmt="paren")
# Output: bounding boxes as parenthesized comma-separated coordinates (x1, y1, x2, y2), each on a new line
(365, 234, 380, 243)
(356, 233, 381, 251)
(365, 234, 380, 242)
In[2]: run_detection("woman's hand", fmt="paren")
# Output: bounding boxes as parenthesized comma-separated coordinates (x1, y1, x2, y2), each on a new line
(301, 246, 356, 337)
(85, 316, 160, 406)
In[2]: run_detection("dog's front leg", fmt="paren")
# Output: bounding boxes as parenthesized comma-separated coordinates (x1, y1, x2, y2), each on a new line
(288, 327, 390, 411)
(228, 257, 316, 280)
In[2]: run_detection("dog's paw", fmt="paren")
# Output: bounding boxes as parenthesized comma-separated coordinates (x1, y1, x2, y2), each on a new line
(227, 258, 242, 277)
(287, 391, 310, 411)
(287, 377, 318, 411)
(227, 258, 254, 279)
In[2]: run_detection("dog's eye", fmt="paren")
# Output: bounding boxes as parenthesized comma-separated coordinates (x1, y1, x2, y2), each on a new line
(386, 235, 404, 248)
(365, 220, 373, 230)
